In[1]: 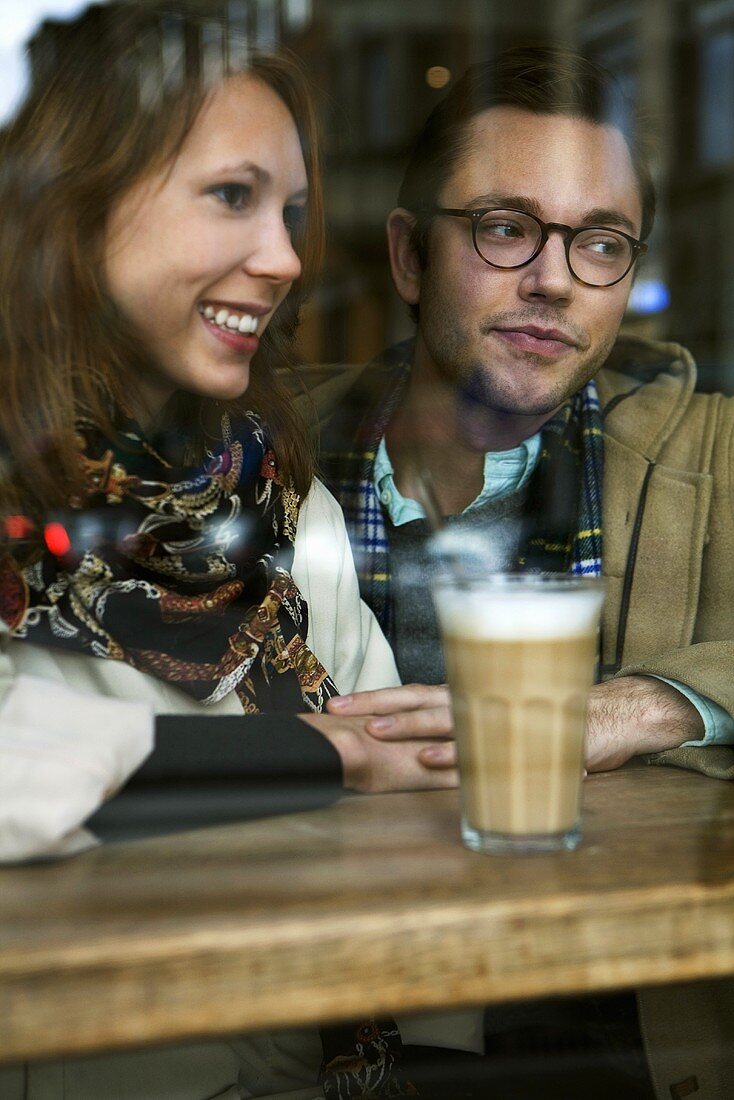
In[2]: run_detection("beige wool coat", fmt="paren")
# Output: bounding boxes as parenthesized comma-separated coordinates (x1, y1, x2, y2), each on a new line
(596, 337, 734, 1098)
(596, 335, 734, 782)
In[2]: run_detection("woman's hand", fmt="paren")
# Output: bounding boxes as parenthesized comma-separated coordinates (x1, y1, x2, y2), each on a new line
(325, 683, 457, 774)
(301, 690, 457, 793)
(328, 683, 452, 734)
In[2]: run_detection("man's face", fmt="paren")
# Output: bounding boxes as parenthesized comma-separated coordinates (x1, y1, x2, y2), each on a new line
(411, 107, 643, 416)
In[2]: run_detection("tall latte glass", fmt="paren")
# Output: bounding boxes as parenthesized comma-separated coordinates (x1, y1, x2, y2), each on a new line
(433, 574, 604, 854)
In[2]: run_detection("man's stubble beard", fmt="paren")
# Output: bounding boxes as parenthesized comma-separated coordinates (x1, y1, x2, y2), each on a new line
(419, 301, 618, 418)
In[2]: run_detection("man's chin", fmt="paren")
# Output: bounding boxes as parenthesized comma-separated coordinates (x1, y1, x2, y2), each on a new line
(457, 358, 596, 417)
(457, 379, 566, 418)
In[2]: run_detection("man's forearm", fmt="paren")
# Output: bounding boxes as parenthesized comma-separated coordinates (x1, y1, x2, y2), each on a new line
(585, 675, 705, 772)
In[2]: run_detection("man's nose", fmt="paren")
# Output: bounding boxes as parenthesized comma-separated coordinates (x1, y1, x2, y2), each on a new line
(517, 231, 574, 304)
(243, 215, 302, 285)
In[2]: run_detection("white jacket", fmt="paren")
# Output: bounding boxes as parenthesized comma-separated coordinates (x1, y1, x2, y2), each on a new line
(0, 480, 400, 864)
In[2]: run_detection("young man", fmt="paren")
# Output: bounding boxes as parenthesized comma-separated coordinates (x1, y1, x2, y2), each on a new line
(314, 47, 734, 782)
(304, 48, 734, 1100)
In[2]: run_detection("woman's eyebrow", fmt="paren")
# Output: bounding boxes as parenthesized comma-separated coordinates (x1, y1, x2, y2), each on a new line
(212, 161, 271, 182)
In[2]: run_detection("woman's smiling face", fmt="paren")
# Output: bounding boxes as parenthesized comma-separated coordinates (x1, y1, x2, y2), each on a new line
(104, 74, 308, 423)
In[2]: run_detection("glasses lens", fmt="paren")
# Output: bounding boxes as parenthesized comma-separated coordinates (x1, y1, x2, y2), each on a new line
(475, 210, 541, 267)
(569, 228, 634, 286)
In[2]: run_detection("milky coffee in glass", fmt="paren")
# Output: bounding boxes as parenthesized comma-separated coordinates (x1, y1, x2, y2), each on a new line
(433, 574, 604, 853)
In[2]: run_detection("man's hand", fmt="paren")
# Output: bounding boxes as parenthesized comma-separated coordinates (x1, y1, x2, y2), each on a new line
(300, 706, 458, 793)
(584, 675, 704, 772)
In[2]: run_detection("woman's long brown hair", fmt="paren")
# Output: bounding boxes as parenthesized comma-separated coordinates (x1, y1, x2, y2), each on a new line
(0, 1, 323, 533)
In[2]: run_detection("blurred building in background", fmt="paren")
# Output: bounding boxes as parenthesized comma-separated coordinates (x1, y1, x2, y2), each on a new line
(9, 0, 734, 388)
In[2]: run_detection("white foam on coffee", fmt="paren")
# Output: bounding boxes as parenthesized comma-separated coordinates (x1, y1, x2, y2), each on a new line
(434, 586, 603, 640)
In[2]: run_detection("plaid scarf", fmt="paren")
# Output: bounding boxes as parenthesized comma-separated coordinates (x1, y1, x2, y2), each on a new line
(320, 341, 603, 640)
(320, 342, 412, 639)
(517, 380, 603, 576)
(0, 412, 338, 713)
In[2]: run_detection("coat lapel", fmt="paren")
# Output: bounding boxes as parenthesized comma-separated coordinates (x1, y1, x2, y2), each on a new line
(601, 436, 712, 670)
(598, 337, 712, 673)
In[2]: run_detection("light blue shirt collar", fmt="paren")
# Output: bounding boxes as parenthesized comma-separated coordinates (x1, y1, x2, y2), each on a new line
(373, 432, 542, 526)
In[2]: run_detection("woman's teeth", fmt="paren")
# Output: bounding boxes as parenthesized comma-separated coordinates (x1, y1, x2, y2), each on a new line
(199, 303, 258, 334)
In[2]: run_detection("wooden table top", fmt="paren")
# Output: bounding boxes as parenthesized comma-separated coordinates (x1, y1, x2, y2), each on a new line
(1, 761, 733, 1064)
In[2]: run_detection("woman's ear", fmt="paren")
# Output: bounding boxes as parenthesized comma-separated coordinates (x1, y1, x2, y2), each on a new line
(386, 208, 422, 307)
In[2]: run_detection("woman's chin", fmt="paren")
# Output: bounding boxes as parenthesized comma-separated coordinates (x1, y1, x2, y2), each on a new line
(195, 367, 251, 404)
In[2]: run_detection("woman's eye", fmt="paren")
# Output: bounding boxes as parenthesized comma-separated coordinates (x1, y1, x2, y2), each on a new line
(210, 183, 253, 211)
(284, 204, 306, 237)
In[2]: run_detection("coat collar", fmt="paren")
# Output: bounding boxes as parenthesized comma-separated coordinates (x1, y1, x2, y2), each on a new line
(595, 334, 697, 460)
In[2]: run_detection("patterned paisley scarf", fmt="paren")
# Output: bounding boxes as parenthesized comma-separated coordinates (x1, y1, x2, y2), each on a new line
(0, 412, 337, 713)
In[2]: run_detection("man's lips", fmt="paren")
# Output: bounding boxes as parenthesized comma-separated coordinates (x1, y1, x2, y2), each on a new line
(492, 325, 578, 358)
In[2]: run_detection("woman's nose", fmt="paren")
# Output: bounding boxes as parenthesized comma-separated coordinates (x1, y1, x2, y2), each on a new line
(243, 215, 302, 285)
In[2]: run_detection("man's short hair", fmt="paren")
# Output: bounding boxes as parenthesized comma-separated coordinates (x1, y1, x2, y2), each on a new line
(397, 45, 656, 284)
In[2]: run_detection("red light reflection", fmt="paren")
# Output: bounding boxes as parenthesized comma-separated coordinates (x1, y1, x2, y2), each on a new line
(44, 523, 72, 557)
(4, 515, 34, 539)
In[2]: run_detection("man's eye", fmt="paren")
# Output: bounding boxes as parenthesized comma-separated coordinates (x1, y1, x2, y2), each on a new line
(580, 235, 625, 258)
(210, 183, 253, 211)
(479, 219, 526, 239)
(595, 239, 623, 255)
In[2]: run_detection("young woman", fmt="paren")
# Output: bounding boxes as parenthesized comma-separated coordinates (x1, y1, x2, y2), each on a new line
(0, 7, 476, 1096)
(0, 1, 457, 861)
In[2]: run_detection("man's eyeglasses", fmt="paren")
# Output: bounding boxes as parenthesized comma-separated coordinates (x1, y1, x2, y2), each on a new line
(423, 207, 648, 288)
